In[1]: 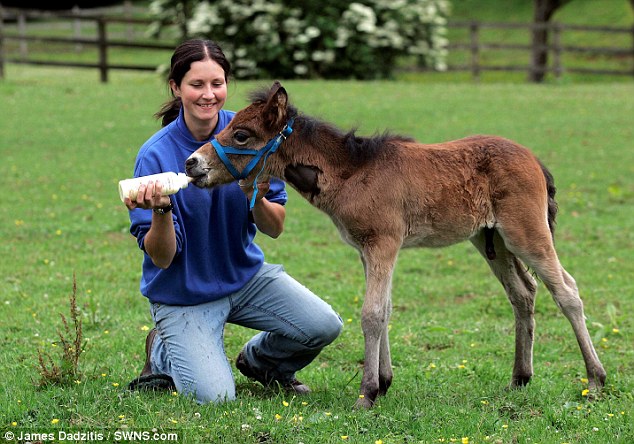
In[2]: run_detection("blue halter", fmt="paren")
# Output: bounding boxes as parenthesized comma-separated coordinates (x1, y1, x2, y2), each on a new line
(211, 118, 295, 209)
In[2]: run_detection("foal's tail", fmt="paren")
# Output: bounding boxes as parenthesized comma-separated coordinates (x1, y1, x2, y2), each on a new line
(538, 160, 558, 241)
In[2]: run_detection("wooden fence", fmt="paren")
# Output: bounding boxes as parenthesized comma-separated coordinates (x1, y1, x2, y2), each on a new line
(0, 7, 175, 82)
(446, 20, 634, 80)
(0, 7, 633, 82)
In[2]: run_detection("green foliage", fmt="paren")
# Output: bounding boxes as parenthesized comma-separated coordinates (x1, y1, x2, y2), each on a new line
(1, 66, 633, 442)
(149, 0, 450, 79)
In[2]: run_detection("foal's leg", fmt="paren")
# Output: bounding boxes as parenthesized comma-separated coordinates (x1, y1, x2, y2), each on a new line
(530, 256, 606, 389)
(378, 297, 393, 396)
(471, 230, 538, 387)
(356, 238, 399, 409)
(500, 217, 606, 389)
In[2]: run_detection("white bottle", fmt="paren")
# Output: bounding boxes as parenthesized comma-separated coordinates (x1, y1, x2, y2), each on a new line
(119, 172, 193, 202)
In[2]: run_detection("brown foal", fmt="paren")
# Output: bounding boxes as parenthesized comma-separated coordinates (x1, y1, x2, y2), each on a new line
(185, 82, 606, 408)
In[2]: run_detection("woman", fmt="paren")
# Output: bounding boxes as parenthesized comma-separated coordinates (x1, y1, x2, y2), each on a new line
(124, 39, 343, 404)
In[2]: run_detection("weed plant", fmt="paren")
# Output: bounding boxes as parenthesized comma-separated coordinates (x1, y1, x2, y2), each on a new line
(36, 274, 84, 387)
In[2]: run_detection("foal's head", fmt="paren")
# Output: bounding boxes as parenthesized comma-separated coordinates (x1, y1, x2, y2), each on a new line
(185, 81, 292, 189)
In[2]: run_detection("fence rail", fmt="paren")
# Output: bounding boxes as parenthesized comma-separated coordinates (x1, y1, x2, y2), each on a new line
(1, 7, 633, 82)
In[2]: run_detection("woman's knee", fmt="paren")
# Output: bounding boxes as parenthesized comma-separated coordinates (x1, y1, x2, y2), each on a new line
(186, 384, 236, 404)
(309, 311, 343, 349)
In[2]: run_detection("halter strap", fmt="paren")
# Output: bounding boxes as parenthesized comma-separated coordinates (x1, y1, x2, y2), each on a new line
(211, 118, 295, 209)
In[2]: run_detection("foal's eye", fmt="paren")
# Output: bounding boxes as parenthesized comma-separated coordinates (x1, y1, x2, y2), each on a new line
(234, 131, 250, 144)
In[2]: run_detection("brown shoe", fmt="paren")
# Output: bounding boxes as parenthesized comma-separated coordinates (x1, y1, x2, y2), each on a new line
(128, 328, 176, 392)
(140, 328, 157, 377)
(235, 351, 310, 394)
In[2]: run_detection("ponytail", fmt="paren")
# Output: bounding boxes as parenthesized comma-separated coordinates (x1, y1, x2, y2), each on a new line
(155, 97, 181, 127)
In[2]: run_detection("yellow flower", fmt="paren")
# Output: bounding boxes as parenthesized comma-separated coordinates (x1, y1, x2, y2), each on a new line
(301, 401, 308, 406)
(282, 400, 289, 407)
(502, 424, 508, 429)
(51, 418, 60, 424)
(141, 325, 150, 331)
(347, 318, 353, 323)
(341, 436, 348, 440)
(11, 422, 17, 426)
(462, 438, 469, 444)
(612, 328, 620, 334)
(112, 382, 120, 387)
(170, 419, 178, 424)
(376, 440, 384, 444)
(358, 394, 365, 398)
(580, 378, 588, 384)
(581, 389, 590, 396)
(274, 414, 282, 421)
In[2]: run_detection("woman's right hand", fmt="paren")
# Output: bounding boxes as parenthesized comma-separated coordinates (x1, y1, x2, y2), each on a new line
(124, 181, 171, 211)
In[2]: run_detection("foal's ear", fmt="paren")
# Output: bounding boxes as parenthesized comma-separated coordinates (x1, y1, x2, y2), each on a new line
(263, 81, 288, 130)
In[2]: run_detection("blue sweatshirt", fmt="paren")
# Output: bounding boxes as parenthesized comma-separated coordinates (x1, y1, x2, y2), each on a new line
(129, 108, 287, 305)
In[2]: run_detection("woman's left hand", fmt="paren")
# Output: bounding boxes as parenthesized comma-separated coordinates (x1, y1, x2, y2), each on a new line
(238, 179, 270, 203)
(237, 178, 285, 238)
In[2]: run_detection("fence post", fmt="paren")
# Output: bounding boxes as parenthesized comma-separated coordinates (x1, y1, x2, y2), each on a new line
(97, 17, 108, 83)
(0, 5, 4, 79)
(124, 0, 135, 41)
(470, 21, 480, 81)
(72, 5, 83, 52)
(18, 10, 27, 59)
(552, 22, 562, 79)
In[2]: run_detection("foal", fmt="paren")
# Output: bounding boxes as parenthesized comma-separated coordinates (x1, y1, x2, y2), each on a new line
(185, 82, 606, 408)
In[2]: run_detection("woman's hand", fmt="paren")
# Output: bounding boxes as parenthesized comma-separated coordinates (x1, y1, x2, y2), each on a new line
(238, 179, 285, 239)
(238, 179, 270, 203)
(124, 181, 172, 211)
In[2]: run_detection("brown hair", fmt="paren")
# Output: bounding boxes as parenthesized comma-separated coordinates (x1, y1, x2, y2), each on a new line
(155, 39, 232, 127)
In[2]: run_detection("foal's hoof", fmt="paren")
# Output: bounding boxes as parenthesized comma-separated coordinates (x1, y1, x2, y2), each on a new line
(507, 375, 531, 389)
(353, 395, 375, 409)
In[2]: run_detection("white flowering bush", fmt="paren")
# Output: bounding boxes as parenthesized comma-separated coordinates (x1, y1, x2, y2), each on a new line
(149, 0, 450, 79)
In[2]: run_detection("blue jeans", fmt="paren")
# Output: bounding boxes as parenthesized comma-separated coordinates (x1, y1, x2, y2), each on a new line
(148, 263, 343, 404)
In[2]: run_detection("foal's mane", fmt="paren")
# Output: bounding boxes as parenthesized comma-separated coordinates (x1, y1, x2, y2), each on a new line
(248, 87, 414, 166)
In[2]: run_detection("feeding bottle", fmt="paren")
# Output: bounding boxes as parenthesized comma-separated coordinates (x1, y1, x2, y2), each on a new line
(119, 172, 193, 202)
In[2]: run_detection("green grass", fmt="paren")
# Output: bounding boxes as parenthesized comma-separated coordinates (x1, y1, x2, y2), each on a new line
(1, 65, 633, 443)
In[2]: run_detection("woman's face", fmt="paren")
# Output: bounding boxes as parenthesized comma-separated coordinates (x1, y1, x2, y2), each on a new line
(170, 58, 227, 140)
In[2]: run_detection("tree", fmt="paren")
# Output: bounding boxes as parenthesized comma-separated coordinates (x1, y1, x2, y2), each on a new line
(529, 0, 572, 83)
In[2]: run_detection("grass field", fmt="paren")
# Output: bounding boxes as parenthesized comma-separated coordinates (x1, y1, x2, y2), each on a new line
(1, 65, 633, 443)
